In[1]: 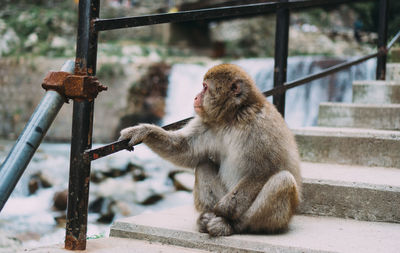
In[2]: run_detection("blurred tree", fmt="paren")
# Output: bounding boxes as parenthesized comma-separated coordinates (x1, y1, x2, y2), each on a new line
(351, 0, 400, 39)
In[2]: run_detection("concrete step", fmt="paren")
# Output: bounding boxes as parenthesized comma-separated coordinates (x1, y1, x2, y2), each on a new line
(318, 102, 400, 130)
(386, 63, 400, 81)
(25, 237, 210, 253)
(293, 127, 400, 168)
(110, 205, 400, 253)
(352, 80, 400, 104)
(300, 162, 400, 222)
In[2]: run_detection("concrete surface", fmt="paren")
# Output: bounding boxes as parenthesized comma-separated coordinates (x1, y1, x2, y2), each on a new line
(352, 80, 400, 104)
(23, 237, 210, 253)
(386, 63, 400, 81)
(110, 205, 400, 253)
(301, 162, 400, 222)
(318, 102, 400, 130)
(293, 127, 400, 167)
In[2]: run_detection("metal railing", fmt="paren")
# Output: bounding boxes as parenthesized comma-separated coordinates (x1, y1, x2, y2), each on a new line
(0, 0, 398, 251)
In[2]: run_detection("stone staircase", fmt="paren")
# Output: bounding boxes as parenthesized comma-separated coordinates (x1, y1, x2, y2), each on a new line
(29, 65, 400, 252)
(293, 80, 400, 225)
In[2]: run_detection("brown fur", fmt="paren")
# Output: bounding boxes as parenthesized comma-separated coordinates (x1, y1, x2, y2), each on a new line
(119, 63, 301, 236)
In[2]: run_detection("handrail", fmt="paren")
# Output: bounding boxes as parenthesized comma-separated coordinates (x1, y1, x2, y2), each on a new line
(388, 30, 400, 50)
(84, 28, 400, 161)
(94, 0, 365, 32)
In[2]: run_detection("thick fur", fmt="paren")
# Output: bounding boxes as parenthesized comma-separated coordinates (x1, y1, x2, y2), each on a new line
(120, 64, 302, 236)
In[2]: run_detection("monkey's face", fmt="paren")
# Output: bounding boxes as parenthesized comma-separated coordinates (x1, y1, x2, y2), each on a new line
(194, 82, 208, 116)
(194, 63, 258, 122)
(194, 78, 245, 121)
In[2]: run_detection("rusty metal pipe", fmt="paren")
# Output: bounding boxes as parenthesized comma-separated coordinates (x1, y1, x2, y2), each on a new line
(0, 60, 74, 212)
(65, 0, 99, 250)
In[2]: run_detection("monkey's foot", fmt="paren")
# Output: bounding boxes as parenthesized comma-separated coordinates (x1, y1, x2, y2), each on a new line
(197, 212, 216, 233)
(207, 216, 234, 237)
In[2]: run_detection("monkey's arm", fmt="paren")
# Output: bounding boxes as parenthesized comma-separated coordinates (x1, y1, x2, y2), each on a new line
(119, 121, 205, 168)
(213, 176, 265, 220)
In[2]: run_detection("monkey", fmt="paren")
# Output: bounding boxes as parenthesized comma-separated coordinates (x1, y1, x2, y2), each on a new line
(119, 63, 302, 236)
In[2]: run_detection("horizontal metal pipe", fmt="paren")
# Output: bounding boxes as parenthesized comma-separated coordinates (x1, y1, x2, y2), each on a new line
(0, 60, 74, 212)
(94, 0, 360, 32)
(94, 2, 276, 31)
(263, 52, 379, 97)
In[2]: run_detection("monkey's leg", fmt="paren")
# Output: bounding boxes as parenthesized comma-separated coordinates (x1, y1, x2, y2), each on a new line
(234, 170, 299, 234)
(194, 162, 227, 233)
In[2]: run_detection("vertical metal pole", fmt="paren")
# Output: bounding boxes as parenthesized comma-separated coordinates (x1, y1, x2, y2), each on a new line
(65, 0, 99, 250)
(273, 0, 290, 117)
(376, 0, 388, 80)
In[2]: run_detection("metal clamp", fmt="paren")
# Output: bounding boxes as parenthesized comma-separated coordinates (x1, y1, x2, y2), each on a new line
(42, 71, 107, 101)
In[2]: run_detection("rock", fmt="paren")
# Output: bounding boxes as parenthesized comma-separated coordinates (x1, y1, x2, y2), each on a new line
(101, 167, 128, 178)
(89, 197, 133, 223)
(89, 197, 106, 214)
(54, 213, 67, 227)
(24, 33, 38, 48)
(98, 200, 134, 223)
(0, 28, 20, 56)
(90, 170, 105, 183)
(127, 163, 147, 181)
(90, 154, 135, 182)
(169, 170, 195, 192)
(28, 177, 40, 195)
(102, 155, 132, 178)
(97, 211, 115, 224)
(38, 172, 53, 188)
(141, 194, 163, 205)
(88, 196, 114, 223)
(27, 171, 53, 195)
(53, 190, 68, 211)
(133, 181, 164, 205)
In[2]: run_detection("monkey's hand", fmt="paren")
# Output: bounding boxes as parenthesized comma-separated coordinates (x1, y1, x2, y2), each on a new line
(119, 124, 151, 147)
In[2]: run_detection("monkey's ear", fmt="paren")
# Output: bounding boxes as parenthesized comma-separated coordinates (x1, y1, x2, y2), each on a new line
(231, 80, 244, 97)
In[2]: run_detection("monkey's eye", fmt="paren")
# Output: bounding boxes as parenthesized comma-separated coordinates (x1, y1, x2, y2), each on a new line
(203, 83, 208, 91)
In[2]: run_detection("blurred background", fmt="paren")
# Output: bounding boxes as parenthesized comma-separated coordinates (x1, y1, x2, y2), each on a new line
(0, 0, 399, 251)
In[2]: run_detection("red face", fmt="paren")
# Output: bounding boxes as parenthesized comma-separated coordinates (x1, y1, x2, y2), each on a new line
(194, 82, 208, 114)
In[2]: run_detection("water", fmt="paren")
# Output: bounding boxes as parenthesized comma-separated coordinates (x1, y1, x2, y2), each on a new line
(164, 56, 376, 127)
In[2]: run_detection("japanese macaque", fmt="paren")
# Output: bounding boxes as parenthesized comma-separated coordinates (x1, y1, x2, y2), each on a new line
(119, 64, 302, 236)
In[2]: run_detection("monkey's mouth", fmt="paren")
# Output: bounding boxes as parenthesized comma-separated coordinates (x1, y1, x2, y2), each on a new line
(194, 106, 204, 113)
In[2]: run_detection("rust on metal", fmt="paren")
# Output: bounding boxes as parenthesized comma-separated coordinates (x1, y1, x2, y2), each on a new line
(41, 71, 71, 102)
(65, 235, 86, 250)
(378, 46, 388, 56)
(42, 71, 107, 101)
(83, 139, 133, 162)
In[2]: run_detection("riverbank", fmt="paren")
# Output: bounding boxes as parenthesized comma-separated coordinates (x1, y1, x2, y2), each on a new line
(0, 140, 194, 251)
